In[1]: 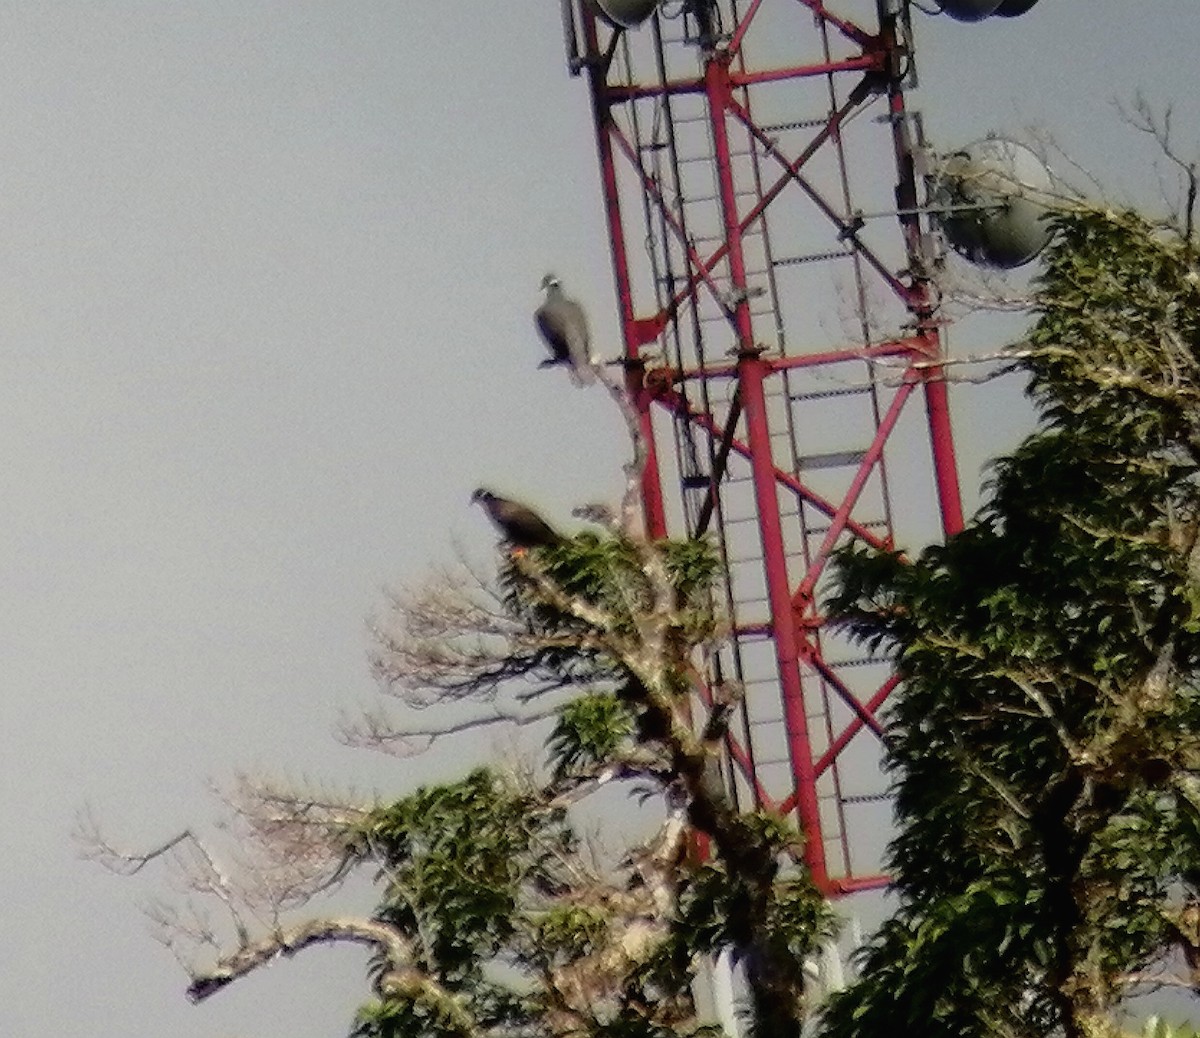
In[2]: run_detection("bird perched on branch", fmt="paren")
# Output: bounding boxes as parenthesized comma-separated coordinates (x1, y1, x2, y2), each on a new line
(471, 489, 562, 550)
(535, 273, 595, 385)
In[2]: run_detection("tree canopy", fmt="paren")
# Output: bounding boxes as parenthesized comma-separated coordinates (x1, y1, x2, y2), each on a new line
(337, 533, 834, 1038)
(823, 206, 1200, 1038)
(88, 450, 835, 1037)
(88, 193, 1200, 1038)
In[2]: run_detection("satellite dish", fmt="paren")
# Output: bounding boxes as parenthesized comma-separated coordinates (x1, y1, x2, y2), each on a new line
(935, 138, 1056, 269)
(937, 0, 1004, 21)
(589, 0, 658, 29)
(994, 0, 1041, 15)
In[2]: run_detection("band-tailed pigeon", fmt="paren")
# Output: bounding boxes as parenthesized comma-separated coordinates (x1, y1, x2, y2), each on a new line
(471, 489, 562, 549)
(535, 273, 595, 385)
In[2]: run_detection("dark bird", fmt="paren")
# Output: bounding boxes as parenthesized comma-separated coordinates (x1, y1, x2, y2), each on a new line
(471, 489, 562, 550)
(534, 273, 595, 385)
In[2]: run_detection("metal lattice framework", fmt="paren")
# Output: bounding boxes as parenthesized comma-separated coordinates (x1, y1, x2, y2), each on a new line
(560, 0, 964, 896)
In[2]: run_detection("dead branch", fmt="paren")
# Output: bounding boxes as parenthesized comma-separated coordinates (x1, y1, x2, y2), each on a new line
(1024, 123, 1108, 203)
(77, 808, 196, 876)
(217, 775, 370, 903)
(367, 566, 598, 710)
(80, 814, 257, 944)
(340, 699, 566, 757)
(543, 752, 673, 810)
(594, 356, 649, 539)
(187, 916, 420, 1007)
(89, 340, 811, 1028)
(1116, 95, 1199, 240)
(543, 807, 692, 1025)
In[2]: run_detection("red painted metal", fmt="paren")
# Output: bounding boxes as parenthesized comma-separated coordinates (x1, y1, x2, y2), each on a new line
(830, 874, 891, 896)
(581, 14, 668, 539)
(806, 653, 887, 740)
(606, 56, 883, 103)
(924, 370, 965, 536)
(728, 98, 909, 297)
(689, 663, 778, 810)
(674, 338, 920, 382)
(792, 0, 874, 47)
(792, 377, 916, 605)
(812, 675, 901, 780)
(649, 88, 865, 322)
(703, 56, 751, 344)
(563, 0, 965, 896)
(609, 122, 733, 316)
(878, 10, 965, 539)
(738, 346, 829, 885)
(658, 388, 893, 552)
(727, 0, 765, 57)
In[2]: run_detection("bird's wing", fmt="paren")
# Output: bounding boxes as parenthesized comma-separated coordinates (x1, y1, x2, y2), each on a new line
(557, 298, 595, 385)
(493, 498, 560, 547)
(535, 303, 570, 362)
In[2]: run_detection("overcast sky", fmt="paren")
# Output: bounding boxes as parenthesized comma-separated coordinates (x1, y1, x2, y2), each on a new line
(2, 3, 1198, 1036)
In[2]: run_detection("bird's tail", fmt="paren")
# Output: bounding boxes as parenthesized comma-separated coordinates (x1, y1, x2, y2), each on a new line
(539, 355, 597, 386)
(569, 358, 598, 386)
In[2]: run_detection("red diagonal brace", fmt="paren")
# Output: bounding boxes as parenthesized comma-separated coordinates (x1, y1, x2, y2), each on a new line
(813, 674, 900, 779)
(792, 376, 916, 611)
(657, 386, 893, 552)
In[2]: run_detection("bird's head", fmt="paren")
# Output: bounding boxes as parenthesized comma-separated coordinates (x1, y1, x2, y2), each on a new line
(540, 272, 562, 293)
(470, 487, 494, 506)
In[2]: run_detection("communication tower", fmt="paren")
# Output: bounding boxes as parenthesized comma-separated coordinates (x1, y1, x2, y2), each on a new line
(557, 0, 1042, 897)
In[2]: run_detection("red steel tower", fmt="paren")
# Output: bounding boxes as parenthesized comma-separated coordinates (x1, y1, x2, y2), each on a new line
(559, 0, 965, 897)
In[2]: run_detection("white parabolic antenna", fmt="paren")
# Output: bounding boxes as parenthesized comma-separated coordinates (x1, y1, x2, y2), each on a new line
(935, 138, 1056, 269)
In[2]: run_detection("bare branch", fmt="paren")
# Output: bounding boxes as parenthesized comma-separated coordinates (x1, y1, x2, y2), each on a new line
(77, 808, 196, 877)
(81, 815, 256, 944)
(511, 551, 620, 635)
(340, 699, 566, 757)
(217, 775, 370, 904)
(185, 916, 470, 1028)
(87, 345, 826, 1033)
(543, 754, 672, 810)
(367, 566, 594, 712)
(1116, 94, 1199, 239)
(1024, 123, 1108, 203)
(593, 362, 649, 539)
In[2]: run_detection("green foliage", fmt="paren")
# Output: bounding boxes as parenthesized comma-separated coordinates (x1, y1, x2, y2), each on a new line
(547, 691, 636, 780)
(156, 204, 1200, 1038)
(823, 207, 1200, 1038)
(352, 988, 479, 1038)
(626, 812, 834, 1038)
(340, 516, 834, 1038)
(821, 881, 1056, 1038)
(535, 903, 611, 961)
(657, 850, 832, 966)
(346, 762, 833, 1038)
(582, 1018, 726, 1038)
(346, 769, 573, 1038)
(502, 532, 721, 647)
(626, 857, 833, 1035)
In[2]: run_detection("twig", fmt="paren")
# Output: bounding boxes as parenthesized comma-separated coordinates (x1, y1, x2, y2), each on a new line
(1117, 94, 1199, 240)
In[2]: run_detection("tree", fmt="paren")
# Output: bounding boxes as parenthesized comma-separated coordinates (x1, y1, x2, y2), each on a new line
(85, 370, 834, 1038)
(821, 203, 1200, 1038)
(89, 132, 1200, 1038)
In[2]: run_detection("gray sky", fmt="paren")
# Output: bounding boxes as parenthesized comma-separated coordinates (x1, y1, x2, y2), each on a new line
(1, 3, 1197, 1036)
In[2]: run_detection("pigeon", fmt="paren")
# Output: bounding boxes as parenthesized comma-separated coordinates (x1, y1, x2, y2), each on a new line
(471, 489, 562, 550)
(535, 273, 595, 385)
